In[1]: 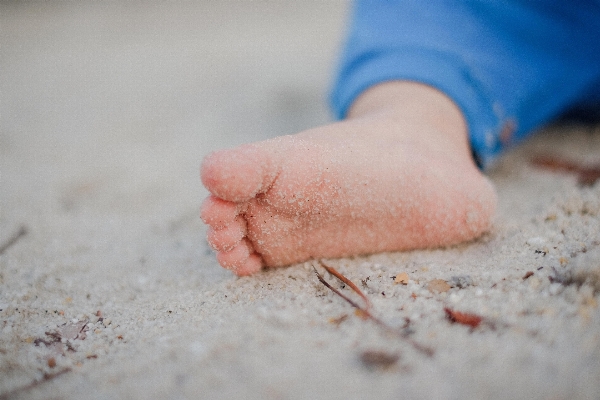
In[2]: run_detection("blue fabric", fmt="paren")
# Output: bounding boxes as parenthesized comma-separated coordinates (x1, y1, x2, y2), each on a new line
(330, 0, 600, 168)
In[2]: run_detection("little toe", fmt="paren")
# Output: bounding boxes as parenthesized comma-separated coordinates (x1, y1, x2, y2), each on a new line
(200, 196, 239, 229)
(207, 217, 247, 252)
(216, 238, 256, 271)
(201, 144, 278, 203)
(232, 254, 263, 276)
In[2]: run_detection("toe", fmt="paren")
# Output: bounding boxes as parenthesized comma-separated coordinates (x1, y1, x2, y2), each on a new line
(200, 196, 239, 229)
(216, 238, 255, 271)
(207, 217, 247, 251)
(200, 144, 278, 203)
(232, 254, 263, 276)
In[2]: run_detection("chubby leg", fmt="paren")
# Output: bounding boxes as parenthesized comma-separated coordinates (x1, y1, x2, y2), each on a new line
(200, 81, 497, 276)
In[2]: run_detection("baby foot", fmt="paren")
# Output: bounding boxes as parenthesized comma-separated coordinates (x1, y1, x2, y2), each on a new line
(200, 82, 497, 275)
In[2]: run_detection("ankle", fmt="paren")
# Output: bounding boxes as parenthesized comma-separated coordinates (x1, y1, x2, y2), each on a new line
(348, 81, 475, 166)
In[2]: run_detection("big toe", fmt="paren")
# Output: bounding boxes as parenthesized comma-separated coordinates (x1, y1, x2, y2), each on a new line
(201, 143, 278, 203)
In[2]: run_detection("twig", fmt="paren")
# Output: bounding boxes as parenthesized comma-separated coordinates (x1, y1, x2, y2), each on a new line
(319, 260, 372, 311)
(313, 263, 434, 357)
(0, 368, 71, 400)
(0, 225, 28, 255)
(313, 266, 364, 311)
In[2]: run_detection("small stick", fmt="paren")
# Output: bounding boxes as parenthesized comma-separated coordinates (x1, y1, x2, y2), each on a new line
(0, 225, 28, 255)
(319, 260, 372, 311)
(0, 368, 71, 400)
(313, 266, 364, 311)
(313, 264, 434, 357)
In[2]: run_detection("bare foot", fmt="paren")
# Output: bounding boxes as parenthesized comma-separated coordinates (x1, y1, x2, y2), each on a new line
(200, 82, 497, 276)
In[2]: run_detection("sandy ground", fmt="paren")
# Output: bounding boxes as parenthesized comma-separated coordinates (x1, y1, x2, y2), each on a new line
(1, 2, 599, 399)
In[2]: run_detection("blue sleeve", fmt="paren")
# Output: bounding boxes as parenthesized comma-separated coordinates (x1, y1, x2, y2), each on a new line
(330, 0, 600, 168)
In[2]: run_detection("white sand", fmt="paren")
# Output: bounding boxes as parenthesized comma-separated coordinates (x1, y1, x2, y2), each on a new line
(1, 3, 599, 399)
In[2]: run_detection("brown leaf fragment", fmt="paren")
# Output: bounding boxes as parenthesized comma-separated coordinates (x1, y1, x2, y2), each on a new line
(354, 309, 369, 320)
(531, 156, 600, 186)
(427, 279, 451, 293)
(444, 307, 482, 328)
(47, 358, 56, 368)
(578, 168, 600, 186)
(394, 272, 409, 285)
(559, 257, 569, 266)
(523, 271, 534, 280)
(360, 350, 400, 370)
(328, 314, 349, 326)
(532, 156, 578, 173)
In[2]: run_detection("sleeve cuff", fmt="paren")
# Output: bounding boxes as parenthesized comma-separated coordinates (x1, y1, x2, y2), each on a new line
(329, 47, 504, 169)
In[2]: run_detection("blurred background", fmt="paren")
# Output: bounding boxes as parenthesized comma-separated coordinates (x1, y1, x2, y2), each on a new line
(0, 4, 350, 391)
(1, 1, 348, 222)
